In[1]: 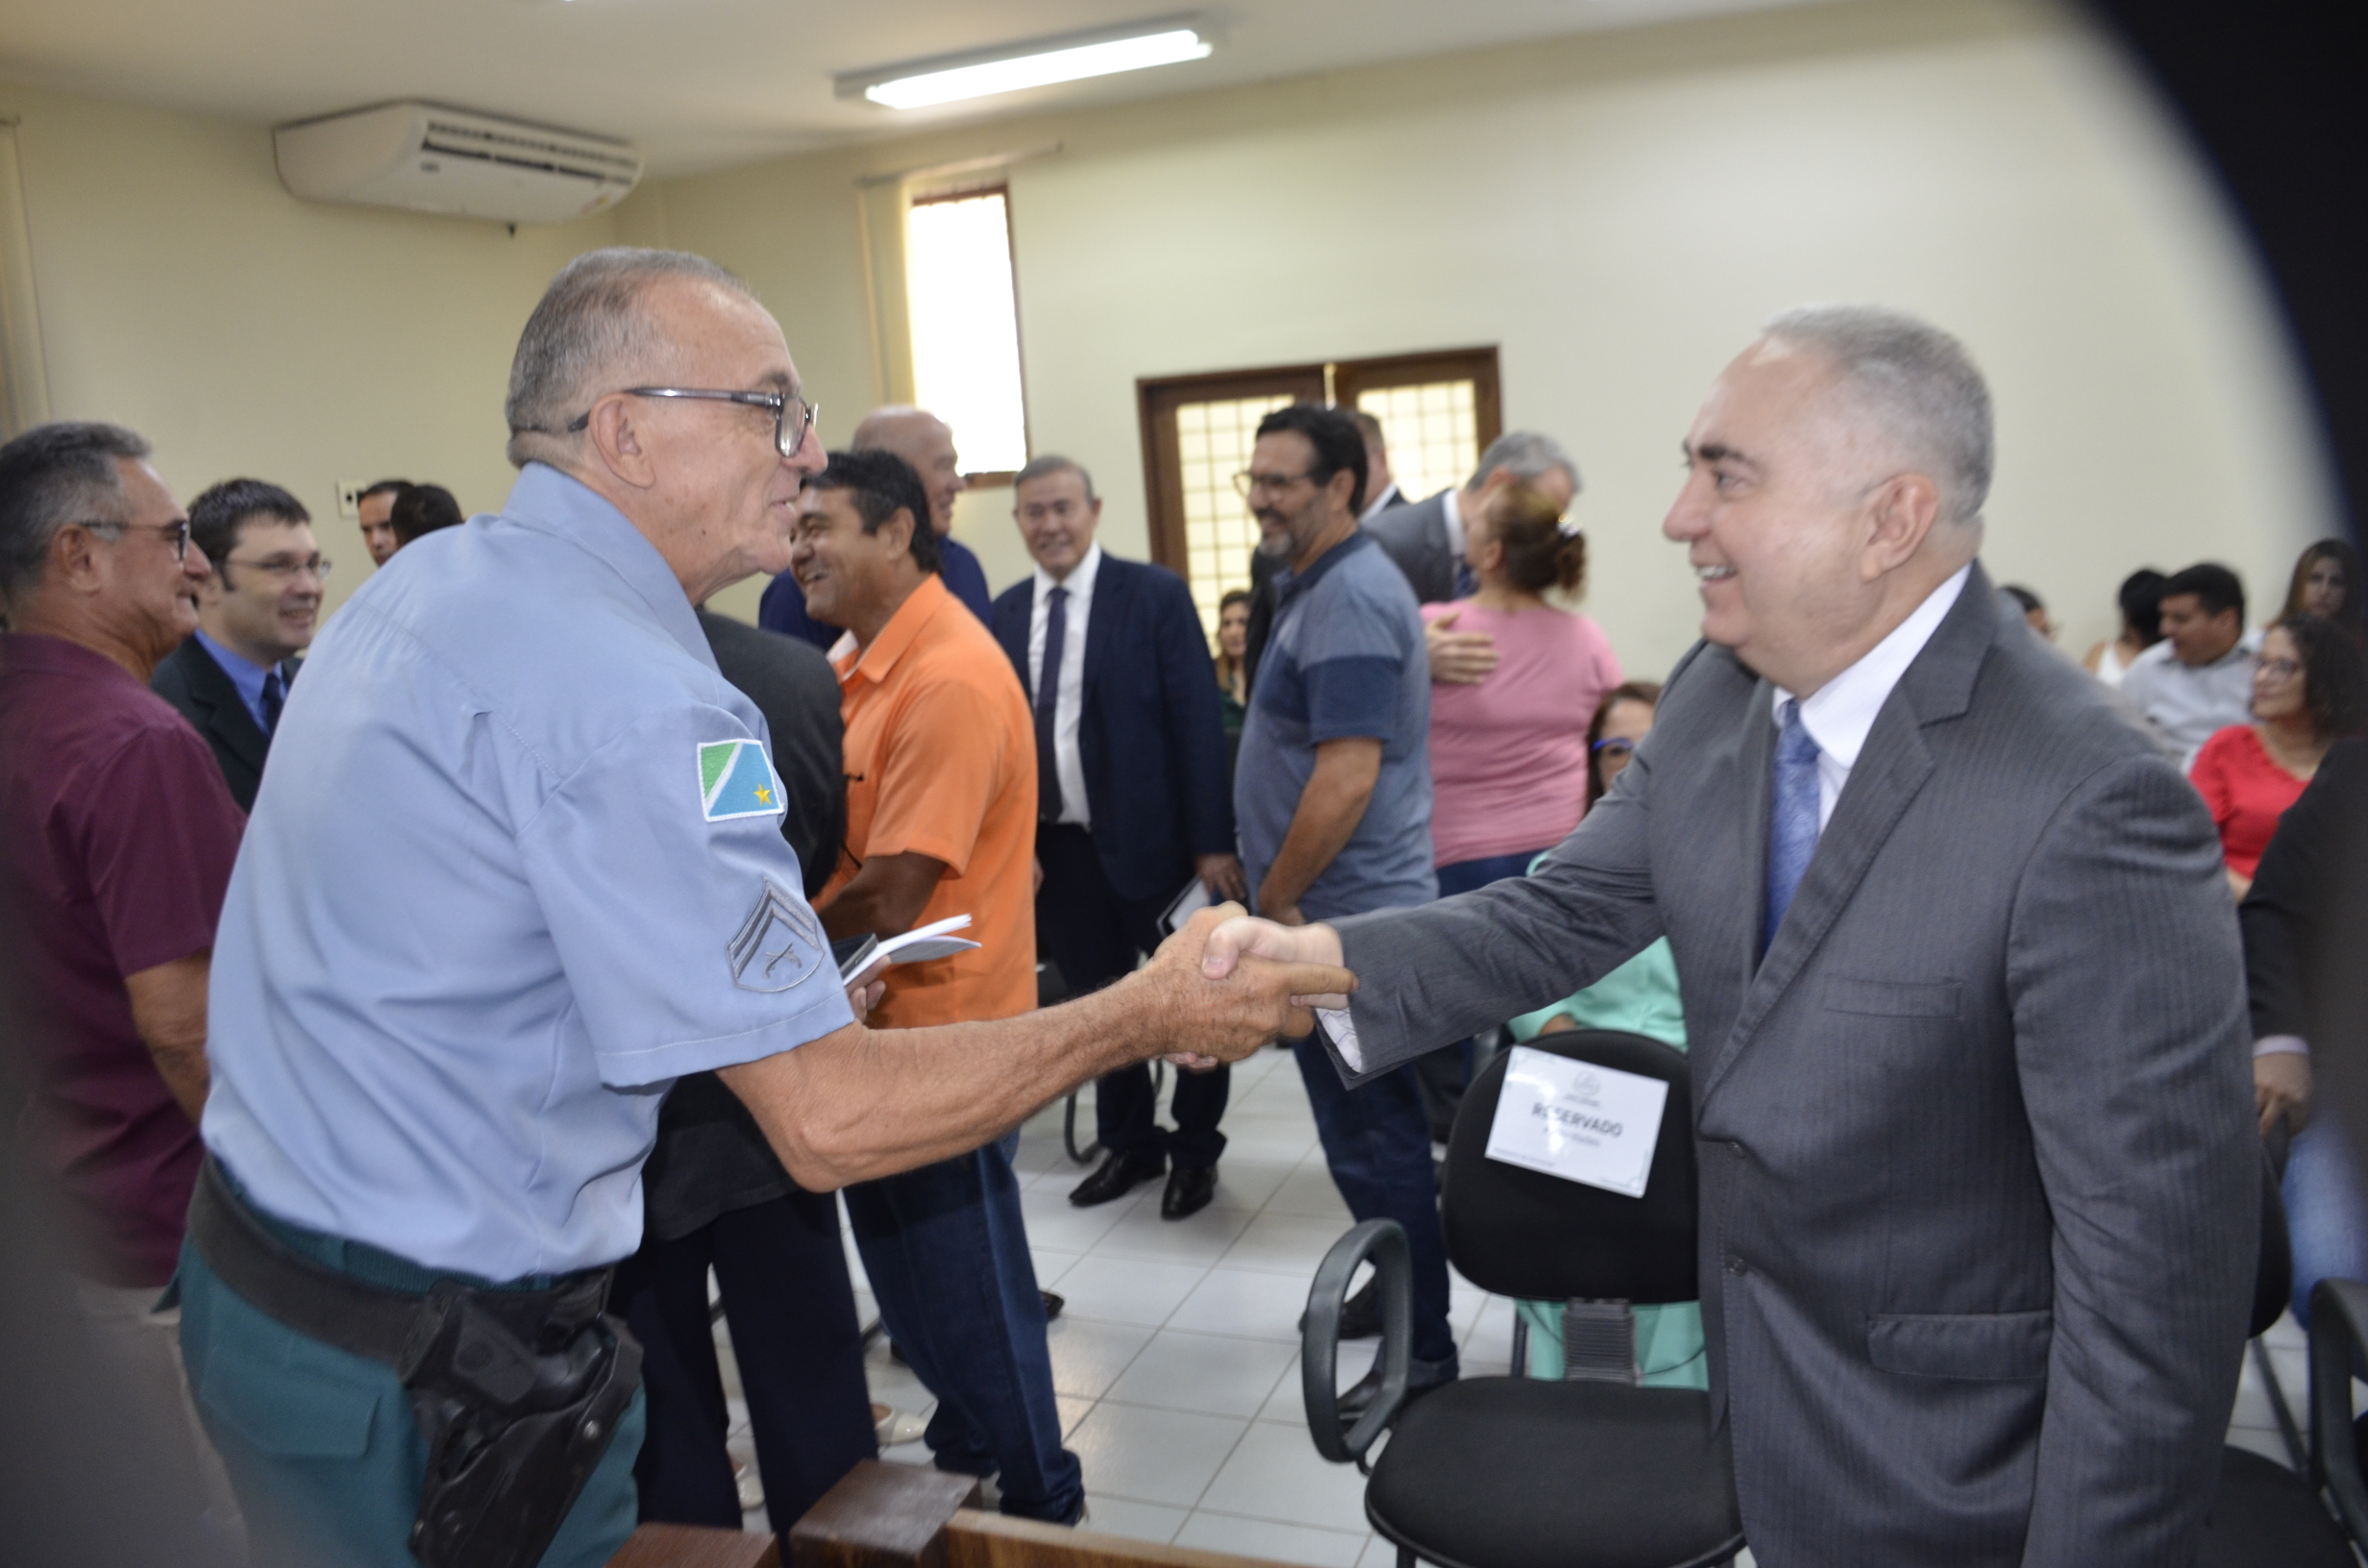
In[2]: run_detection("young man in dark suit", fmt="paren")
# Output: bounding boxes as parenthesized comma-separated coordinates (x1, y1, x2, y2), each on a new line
(992, 455, 1246, 1218)
(151, 478, 323, 812)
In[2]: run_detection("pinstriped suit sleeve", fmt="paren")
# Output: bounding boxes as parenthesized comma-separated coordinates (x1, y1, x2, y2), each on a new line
(1320, 654, 1680, 1088)
(2008, 752, 2255, 1565)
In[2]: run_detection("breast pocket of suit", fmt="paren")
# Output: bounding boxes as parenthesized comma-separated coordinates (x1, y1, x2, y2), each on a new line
(1866, 1309, 2052, 1381)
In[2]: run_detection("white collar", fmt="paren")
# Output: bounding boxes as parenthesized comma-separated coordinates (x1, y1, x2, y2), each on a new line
(1440, 487, 1466, 555)
(1772, 565, 1971, 768)
(1358, 482, 1401, 523)
(1033, 540, 1103, 600)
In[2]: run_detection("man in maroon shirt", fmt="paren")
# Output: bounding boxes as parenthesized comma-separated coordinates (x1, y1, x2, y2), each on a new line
(0, 421, 246, 1535)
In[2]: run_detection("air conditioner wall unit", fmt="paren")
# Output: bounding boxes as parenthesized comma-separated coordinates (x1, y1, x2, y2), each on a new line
(274, 103, 642, 225)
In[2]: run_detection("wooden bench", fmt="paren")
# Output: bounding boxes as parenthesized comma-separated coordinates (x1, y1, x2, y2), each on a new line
(608, 1460, 1286, 1568)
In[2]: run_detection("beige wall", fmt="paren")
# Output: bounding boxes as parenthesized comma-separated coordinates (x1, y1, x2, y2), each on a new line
(647, 0, 2335, 667)
(0, 78, 618, 623)
(5, 0, 2337, 659)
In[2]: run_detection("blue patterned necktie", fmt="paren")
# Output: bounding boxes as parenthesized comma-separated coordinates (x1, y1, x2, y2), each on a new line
(260, 669, 285, 736)
(1763, 698, 1822, 957)
(1453, 560, 1479, 600)
(1035, 586, 1067, 821)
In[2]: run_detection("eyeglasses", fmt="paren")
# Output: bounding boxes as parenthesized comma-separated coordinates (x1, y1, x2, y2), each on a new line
(81, 518, 191, 560)
(555, 387, 818, 459)
(1591, 738, 1638, 760)
(224, 553, 333, 585)
(2257, 657, 2303, 679)
(1232, 469, 1316, 501)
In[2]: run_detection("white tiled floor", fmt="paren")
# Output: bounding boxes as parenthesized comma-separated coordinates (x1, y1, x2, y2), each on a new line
(711, 1043, 2317, 1568)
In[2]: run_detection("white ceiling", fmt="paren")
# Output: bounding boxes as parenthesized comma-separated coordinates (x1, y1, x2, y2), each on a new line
(0, 0, 1817, 176)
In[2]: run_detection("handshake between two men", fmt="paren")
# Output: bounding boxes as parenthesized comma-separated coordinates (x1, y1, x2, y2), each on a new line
(719, 904, 1356, 1193)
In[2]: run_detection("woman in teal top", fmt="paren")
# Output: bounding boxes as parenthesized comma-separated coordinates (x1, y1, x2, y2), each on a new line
(1501, 681, 1705, 1390)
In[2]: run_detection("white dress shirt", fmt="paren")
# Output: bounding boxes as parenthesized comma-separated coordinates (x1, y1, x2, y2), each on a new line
(1027, 542, 1101, 829)
(1323, 564, 1971, 1070)
(2118, 631, 2262, 769)
(1774, 565, 1971, 829)
(1359, 481, 1406, 523)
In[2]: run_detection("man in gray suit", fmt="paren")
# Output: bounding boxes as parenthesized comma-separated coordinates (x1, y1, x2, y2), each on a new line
(1200, 307, 2256, 1565)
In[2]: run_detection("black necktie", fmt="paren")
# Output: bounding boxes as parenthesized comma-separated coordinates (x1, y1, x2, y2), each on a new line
(260, 669, 285, 737)
(1036, 586, 1067, 821)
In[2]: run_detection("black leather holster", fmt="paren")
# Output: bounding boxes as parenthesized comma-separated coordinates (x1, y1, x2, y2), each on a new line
(186, 1157, 641, 1568)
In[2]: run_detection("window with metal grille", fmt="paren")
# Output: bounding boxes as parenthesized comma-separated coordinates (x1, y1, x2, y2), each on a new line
(1138, 348, 1501, 639)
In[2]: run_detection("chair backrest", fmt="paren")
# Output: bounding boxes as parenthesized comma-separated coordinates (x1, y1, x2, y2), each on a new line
(1440, 1028, 1697, 1305)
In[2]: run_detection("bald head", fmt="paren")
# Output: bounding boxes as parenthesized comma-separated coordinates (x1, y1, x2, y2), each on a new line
(852, 405, 963, 535)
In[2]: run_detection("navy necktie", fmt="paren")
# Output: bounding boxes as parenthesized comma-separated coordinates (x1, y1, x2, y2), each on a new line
(260, 669, 285, 737)
(1453, 560, 1479, 600)
(1763, 699, 1821, 957)
(1036, 586, 1067, 821)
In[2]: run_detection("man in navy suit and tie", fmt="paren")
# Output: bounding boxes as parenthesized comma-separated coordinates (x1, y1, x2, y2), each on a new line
(992, 455, 1246, 1217)
(151, 478, 324, 812)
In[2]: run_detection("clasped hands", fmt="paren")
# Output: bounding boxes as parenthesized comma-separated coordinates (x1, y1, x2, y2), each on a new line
(1137, 905, 1354, 1071)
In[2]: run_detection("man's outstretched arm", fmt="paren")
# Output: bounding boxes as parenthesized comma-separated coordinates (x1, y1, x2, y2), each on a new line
(723, 904, 1354, 1190)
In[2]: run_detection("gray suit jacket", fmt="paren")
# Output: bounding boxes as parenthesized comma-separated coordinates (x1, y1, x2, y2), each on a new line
(1324, 564, 2255, 1567)
(1364, 489, 1457, 604)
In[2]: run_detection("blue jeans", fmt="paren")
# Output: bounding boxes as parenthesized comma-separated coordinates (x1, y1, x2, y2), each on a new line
(1291, 1038, 1461, 1368)
(1417, 849, 1557, 1134)
(2284, 1115, 2368, 1328)
(844, 1137, 1082, 1522)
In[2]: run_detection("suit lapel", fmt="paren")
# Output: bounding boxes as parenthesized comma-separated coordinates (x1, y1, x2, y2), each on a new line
(1698, 564, 1999, 1106)
(1081, 558, 1122, 706)
(186, 642, 271, 775)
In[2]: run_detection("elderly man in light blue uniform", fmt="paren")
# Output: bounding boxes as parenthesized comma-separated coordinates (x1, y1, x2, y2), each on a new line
(176, 248, 1349, 1568)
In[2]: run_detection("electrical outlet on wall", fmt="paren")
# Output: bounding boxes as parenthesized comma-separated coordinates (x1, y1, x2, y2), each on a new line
(335, 481, 364, 520)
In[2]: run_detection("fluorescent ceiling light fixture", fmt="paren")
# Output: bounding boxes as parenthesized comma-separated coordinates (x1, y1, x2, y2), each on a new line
(840, 17, 1213, 110)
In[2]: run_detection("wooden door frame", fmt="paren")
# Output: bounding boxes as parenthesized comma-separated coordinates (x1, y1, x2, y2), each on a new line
(1135, 362, 1325, 576)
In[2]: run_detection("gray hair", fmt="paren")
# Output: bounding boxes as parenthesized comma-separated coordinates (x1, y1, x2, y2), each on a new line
(1013, 453, 1097, 502)
(1761, 304, 1993, 526)
(504, 247, 754, 470)
(1470, 430, 1581, 497)
(0, 421, 152, 604)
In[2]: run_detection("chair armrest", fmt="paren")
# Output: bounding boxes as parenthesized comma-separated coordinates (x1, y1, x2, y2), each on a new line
(2307, 1277, 2368, 1543)
(1302, 1218, 1410, 1465)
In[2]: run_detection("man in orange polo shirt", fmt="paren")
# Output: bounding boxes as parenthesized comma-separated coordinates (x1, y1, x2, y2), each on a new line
(792, 448, 1081, 1523)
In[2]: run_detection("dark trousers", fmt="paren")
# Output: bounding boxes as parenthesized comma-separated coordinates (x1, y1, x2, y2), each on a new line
(845, 1139, 1082, 1523)
(611, 1190, 876, 1535)
(1037, 822, 1230, 1170)
(1291, 1036, 1461, 1368)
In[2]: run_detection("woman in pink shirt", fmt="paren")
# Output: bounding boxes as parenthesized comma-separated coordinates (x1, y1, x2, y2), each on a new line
(1422, 483, 1623, 899)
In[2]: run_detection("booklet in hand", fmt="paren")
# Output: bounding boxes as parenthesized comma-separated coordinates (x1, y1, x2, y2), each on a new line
(836, 914, 981, 983)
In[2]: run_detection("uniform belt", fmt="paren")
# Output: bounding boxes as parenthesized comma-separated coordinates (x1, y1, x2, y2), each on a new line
(185, 1155, 605, 1365)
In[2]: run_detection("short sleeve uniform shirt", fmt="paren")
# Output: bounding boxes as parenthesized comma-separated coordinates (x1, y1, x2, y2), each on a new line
(0, 633, 246, 1286)
(824, 573, 1038, 1029)
(1235, 531, 1437, 921)
(200, 464, 852, 1280)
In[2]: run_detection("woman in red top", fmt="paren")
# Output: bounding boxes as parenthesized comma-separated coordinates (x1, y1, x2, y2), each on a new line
(2190, 614, 2366, 895)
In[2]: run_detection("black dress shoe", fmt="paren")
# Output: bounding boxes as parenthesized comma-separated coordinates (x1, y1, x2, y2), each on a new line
(1068, 1148, 1165, 1208)
(1040, 1289, 1065, 1322)
(1161, 1164, 1217, 1219)
(1299, 1276, 1385, 1340)
(1336, 1356, 1457, 1428)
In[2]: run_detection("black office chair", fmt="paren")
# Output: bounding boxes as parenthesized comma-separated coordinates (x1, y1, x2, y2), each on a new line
(2195, 1151, 2367, 1566)
(1302, 1029, 1745, 1568)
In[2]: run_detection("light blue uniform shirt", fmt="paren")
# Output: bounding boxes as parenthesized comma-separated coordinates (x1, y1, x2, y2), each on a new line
(202, 464, 852, 1279)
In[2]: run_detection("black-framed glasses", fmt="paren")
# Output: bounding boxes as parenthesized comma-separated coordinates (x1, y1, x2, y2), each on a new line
(560, 387, 817, 458)
(1232, 469, 1316, 501)
(81, 518, 190, 560)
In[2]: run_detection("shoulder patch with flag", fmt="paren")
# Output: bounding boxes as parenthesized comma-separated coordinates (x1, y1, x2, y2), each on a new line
(699, 739, 785, 822)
